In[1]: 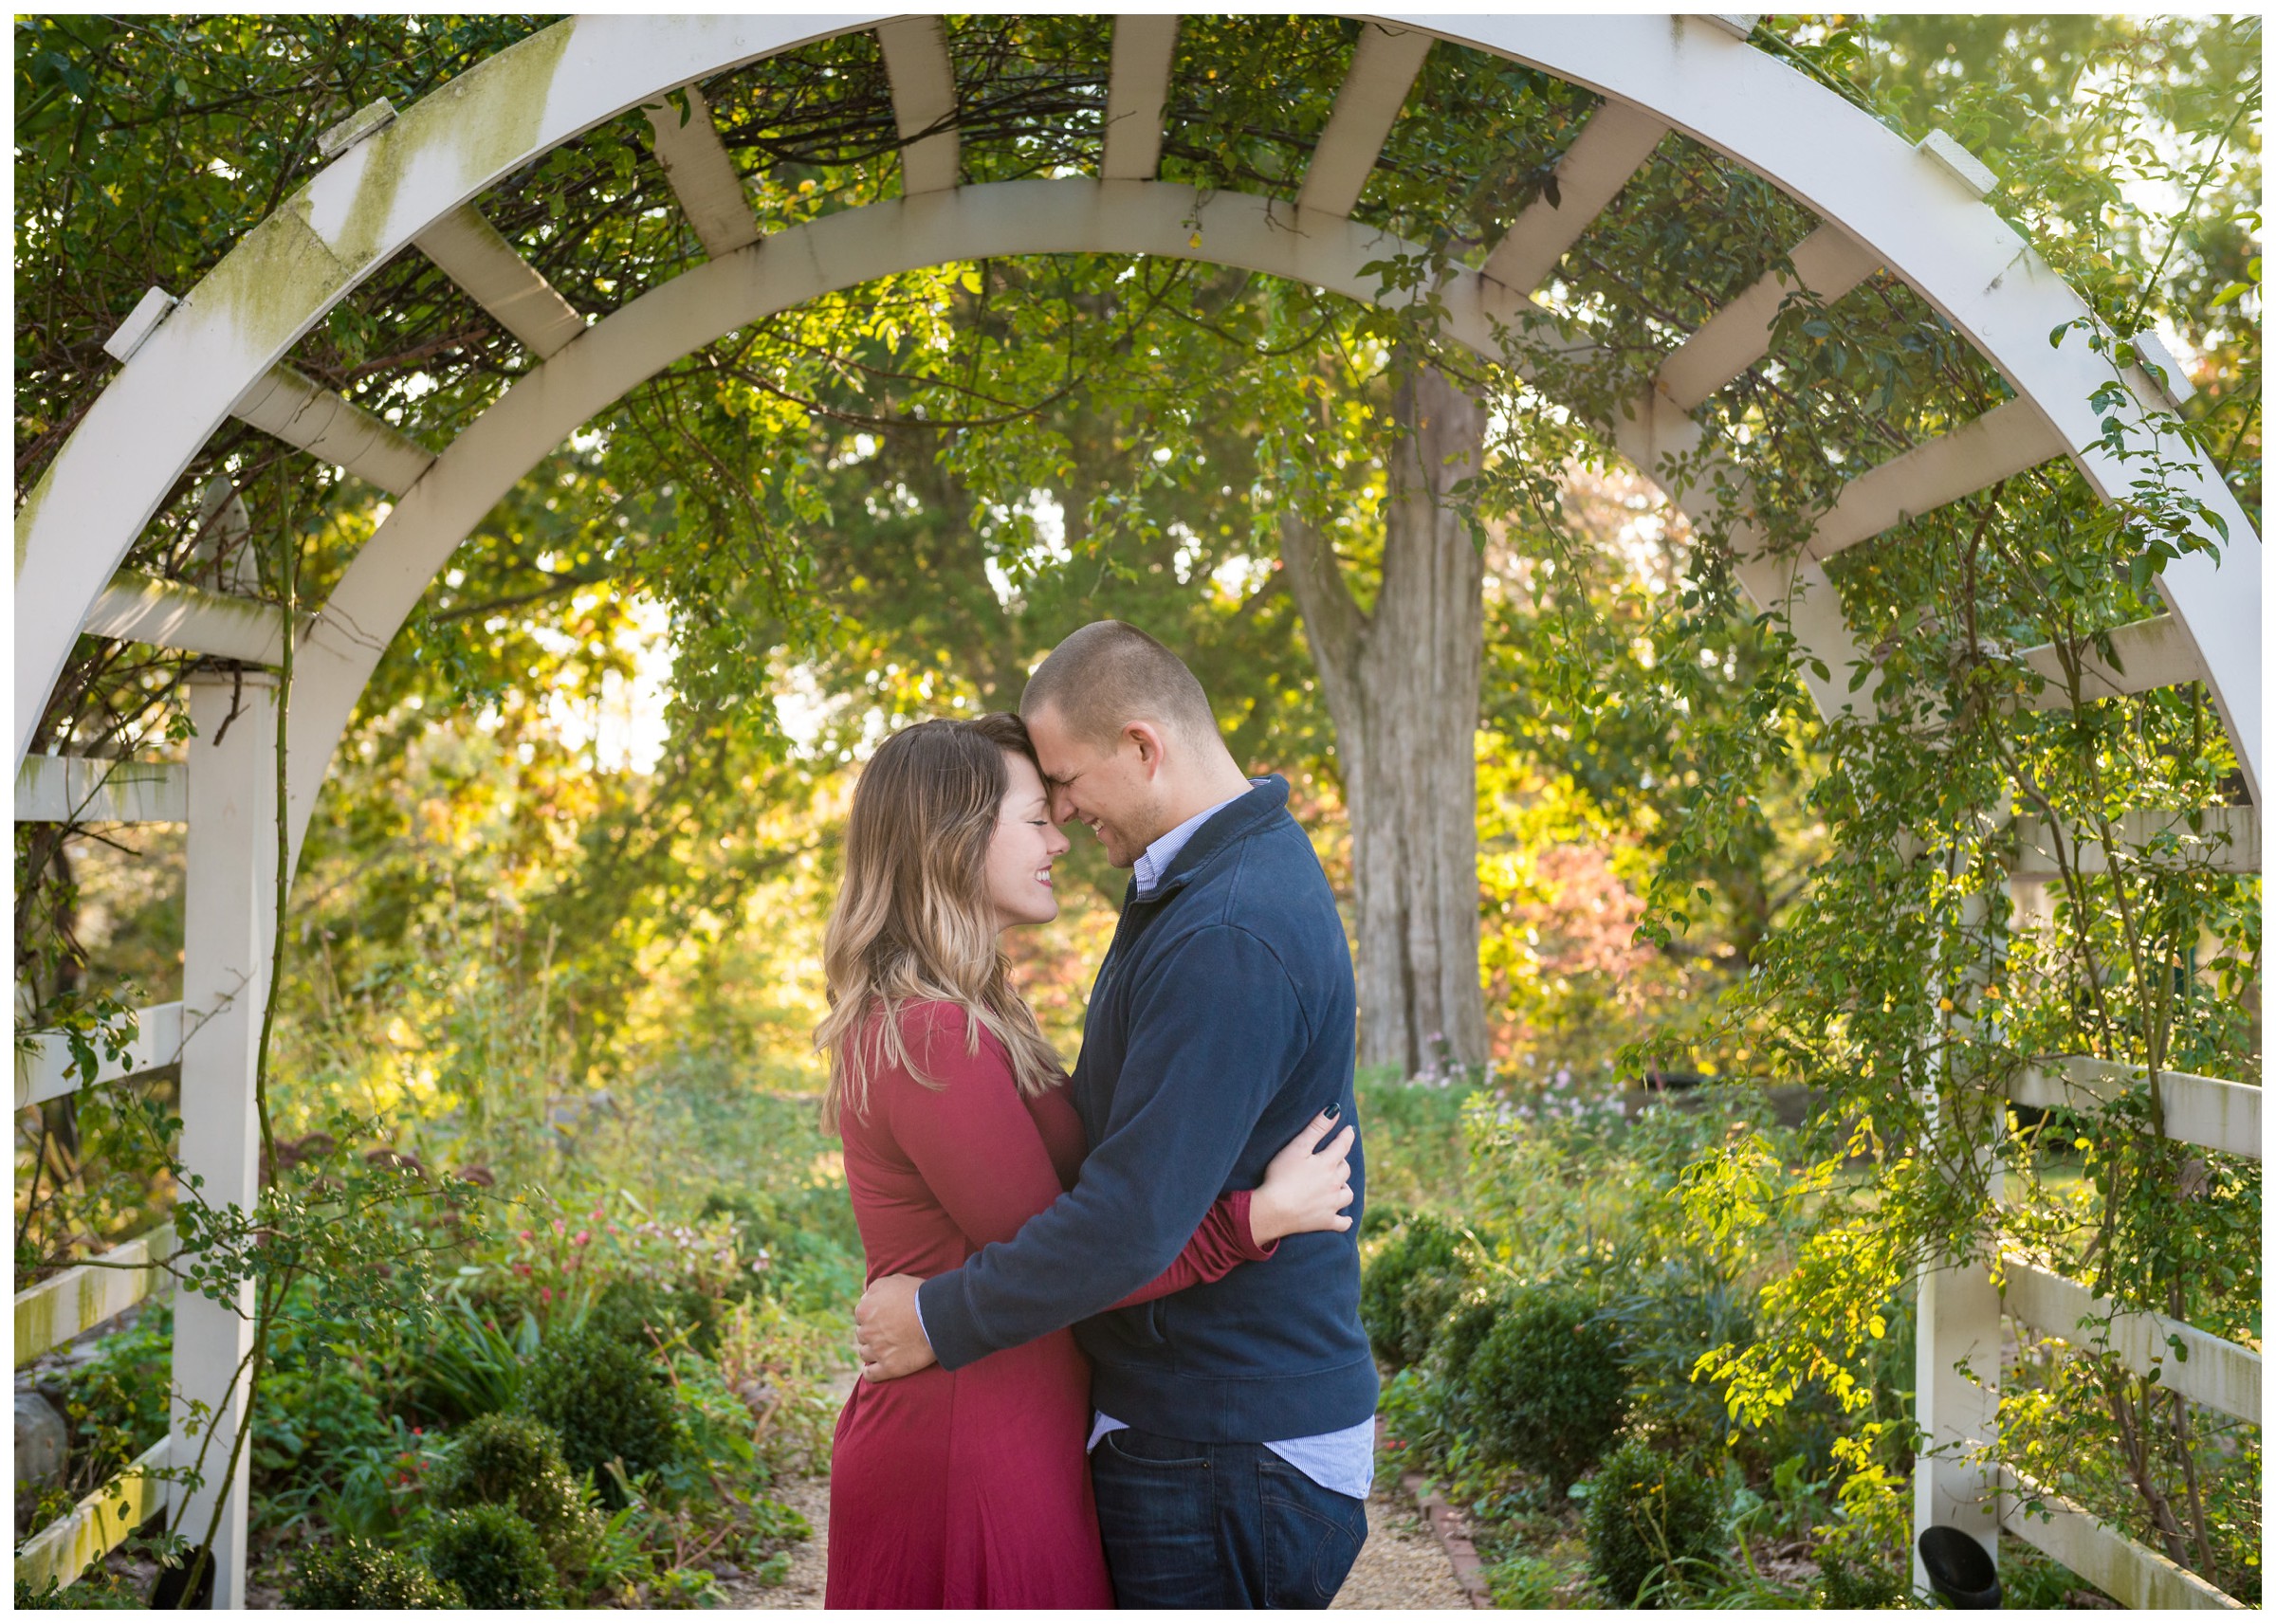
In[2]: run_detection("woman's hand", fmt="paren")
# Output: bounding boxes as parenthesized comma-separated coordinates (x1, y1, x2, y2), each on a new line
(1248, 1110, 1357, 1244)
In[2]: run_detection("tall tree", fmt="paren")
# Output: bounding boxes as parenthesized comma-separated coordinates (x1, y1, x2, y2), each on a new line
(1279, 363, 1489, 1071)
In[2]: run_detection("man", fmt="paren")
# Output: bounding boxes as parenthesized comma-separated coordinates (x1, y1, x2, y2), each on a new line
(854, 619, 1376, 1608)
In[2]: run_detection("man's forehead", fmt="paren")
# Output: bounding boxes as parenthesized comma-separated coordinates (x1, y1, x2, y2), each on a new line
(1022, 703, 1075, 761)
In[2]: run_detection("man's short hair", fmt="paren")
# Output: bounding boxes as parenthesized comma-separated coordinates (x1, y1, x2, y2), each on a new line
(1019, 621, 1220, 749)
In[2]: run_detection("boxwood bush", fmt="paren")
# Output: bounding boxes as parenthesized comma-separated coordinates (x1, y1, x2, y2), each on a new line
(517, 1325, 688, 1505)
(425, 1504, 557, 1608)
(283, 1538, 464, 1609)
(588, 1276, 723, 1356)
(430, 1412, 593, 1553)
(1359, 1213, 1466, 1369)
(1585, 1439, 1728, 1606)
(1466, 1282, 1626, 1493)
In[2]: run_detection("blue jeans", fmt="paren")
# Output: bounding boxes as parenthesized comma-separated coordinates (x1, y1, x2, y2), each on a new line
(1090, 1426, 1369, 1608)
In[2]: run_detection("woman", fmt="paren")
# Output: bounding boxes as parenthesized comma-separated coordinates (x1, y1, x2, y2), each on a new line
(817, 714, 1355, 1609)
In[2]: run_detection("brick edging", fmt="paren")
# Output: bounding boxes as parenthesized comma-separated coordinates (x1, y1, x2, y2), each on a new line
(1377, 1418, 1494, 1609)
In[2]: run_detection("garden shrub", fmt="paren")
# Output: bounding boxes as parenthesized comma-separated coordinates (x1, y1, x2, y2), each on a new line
(253, 1341, 395, 1493)
(1600, 1264, 1754, 1455)
(15, 1572, 145, 1610)
(1424, 1289, 1505, 1386)
(283, 1538, 464, 1609)
(1586, 1439, 1729, 1607)
(430, 1413, 592, 1550)
(1483, 1553, 1559, 1608)
(589, 1275, 722, 1355)
(651, 1566, 728, 1607)
(1467, 1283, 1626, 1492)
(1357, 1198, 1409, 1241)
(52, 1301, 173, 1487)
(518, 1326, 688, 1505)
(1360, 1213, 1465, 1369)
(425, 1505, 557, 1607)
(1812, 1552, 1908, 1609)
(699, 1183, 861, 1305)
(1397, 1268, 1466, 1362)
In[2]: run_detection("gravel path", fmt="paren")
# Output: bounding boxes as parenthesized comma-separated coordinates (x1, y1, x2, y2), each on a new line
(1332, 1487, 1479, 1609)
(719, 1469, 831, 1609)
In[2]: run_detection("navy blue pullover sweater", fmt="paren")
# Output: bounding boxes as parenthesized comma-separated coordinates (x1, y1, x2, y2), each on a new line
(915, 776, 1376, 1444)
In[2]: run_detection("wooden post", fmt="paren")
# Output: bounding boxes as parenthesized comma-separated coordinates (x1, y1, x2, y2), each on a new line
(170, 670, 277, 1608)
(1913, 885, 2003, 1590)
(1914, 1250, 2003, 1577)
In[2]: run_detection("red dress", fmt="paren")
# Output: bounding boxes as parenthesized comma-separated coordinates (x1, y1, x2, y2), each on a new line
(826, 999, 1273, 1609)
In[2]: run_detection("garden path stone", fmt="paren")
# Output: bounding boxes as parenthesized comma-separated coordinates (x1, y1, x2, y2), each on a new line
(14, 1389, 68, 1489)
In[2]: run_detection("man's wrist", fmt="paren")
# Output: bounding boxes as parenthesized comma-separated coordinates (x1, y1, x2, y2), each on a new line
(915, 1269, 992, 1370)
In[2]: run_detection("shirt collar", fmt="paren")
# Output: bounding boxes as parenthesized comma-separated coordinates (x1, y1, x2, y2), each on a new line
(1132, 786, 1255, 899)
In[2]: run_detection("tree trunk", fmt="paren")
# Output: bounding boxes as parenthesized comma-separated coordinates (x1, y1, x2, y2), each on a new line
(1280, 363, 1489, 1074)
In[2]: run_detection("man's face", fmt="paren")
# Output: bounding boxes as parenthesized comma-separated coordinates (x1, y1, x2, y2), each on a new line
(1024, 702, 1166, 868)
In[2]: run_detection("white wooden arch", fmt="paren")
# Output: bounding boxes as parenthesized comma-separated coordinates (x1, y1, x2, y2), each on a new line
(14, 12, 2260, 792)
(11, 14, 2261, 1610)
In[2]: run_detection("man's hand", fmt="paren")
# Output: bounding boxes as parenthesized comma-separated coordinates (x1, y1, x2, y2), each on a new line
(854, 1273, 937, 1382)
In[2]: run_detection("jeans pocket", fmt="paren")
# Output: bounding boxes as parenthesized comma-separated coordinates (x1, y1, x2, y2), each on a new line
(1102, 1427, 1210, 1469)
(1260, 1469, 1367, 1608)
(1093, 1432, 1220, 1606)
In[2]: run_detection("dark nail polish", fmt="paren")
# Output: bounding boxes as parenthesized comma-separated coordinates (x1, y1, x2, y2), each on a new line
(1323, 1102, 1341, 1120)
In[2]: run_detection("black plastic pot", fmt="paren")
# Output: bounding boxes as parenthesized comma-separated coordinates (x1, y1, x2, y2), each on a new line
(1917, 1525, 2001, 1609)
(150, 1548, 217, 1610)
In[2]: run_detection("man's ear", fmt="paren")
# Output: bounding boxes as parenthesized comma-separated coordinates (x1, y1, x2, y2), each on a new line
(1125, 720, 1167, 774)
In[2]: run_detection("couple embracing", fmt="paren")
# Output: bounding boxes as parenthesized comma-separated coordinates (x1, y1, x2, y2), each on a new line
(817, 620, 1378, 1609)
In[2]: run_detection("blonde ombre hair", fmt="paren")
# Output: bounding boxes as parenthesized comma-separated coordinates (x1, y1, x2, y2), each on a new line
(815, 714, 1067, 1132)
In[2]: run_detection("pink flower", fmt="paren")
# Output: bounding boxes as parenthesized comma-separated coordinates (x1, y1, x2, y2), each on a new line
(553, 1217, 567, 1235)
(606, 1224, 619, 1236)
(540, 1286, 553, 1304)
(513, 1262, 533, 1278)
(573, 1231, 591, 1247)
(518, 1230, 533, 1244)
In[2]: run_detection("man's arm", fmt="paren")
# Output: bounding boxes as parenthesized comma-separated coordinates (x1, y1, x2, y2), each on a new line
(847, 1002, 1097, 1382)
(910, 924, 1312, 1372)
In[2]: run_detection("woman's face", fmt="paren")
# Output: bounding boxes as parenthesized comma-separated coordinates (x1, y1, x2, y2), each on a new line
(985, 750, 1073, 933)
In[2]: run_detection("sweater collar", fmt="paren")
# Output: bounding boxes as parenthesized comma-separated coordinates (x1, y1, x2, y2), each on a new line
(1126, 776, 1290, 905)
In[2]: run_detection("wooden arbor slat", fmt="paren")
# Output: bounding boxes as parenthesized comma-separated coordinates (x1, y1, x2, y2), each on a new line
(877, 16, 960, 196)
(12, 1436, 172, 1595)
(1101, 14, 1179, 181)
(13, 1221, 177, 1367)
(15, 1001, 185, 1110)
(1295, 22, 1435, 219)
(1998, 1465, 2246, 1610)
(2011, 1057, 2261, 1160)
(15, 756, 187, 824)
(642, 84, 762, 261)
(413, 203, 589, 357)
(2002, 1254, 2260, 1426)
